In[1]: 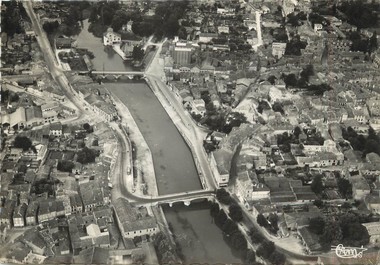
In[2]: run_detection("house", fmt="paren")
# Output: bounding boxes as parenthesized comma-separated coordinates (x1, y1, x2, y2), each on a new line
(70, 194, 83, 214)
(272, 42, 287, 59)
(235, 171, 270, 205)
(84, 93, 117, 122)
(365, 195, 380, 214)
(42, 110, 58, 124)
(0, 200, 16, 228)
(298, 227, 322, 254)
(22, 230, 46, 255)
(351, 177, 370, 200)
(38, 200, 65, 223)
(49, 122, 63, 136)
(25, 106, 44, 128)
(363, 222, 380, 246)
(120, 32, 143, 58)
(79, 182, 106, 212)
(13, 203, 27, 227)
(192, 99, 206, 115)
(210, 148, 233, 187)
(55, 37, 72, 49)
(217, 26, 229, 34)
(103, 28, 121, 46)
(26, 201, 39, 226)
(114, 198, 159, 239)
(363, 153, 380, 176)
(199, 32, 218, 43)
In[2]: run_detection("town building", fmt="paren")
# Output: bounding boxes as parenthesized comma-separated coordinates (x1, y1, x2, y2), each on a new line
(103, 28, 121, 46)
(13, 203, 27, 227)
(114, 198, 159, 239)
(272, 42, 287, 59)
(363, 222, 380, 246)
(173, 44, 192, 65)
(49, 122, 63, 136)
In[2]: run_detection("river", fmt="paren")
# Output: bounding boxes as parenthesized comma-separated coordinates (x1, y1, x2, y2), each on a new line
(75, 20, 241, 264)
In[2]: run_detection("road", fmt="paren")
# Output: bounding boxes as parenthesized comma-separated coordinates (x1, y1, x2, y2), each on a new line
(23, 1, 83, 115)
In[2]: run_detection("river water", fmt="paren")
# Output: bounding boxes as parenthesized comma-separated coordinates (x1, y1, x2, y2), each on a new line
(75, 20, 241, 264)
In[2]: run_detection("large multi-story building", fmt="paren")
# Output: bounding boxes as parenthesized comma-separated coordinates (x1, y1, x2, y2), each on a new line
(173, 43, 192, 65)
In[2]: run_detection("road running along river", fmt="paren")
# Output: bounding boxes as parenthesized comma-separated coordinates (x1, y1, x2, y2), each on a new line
(75, 20, 242, 264)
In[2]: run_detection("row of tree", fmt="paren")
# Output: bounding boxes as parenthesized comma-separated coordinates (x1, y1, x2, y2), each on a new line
(152, 232, 180, 264)
(210, 202, 257, 264)
(248, 229, 286, 265)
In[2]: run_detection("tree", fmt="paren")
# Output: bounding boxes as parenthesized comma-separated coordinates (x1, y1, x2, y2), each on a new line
(313, 199, 324, 208)
(2, 1, 24, 37)
(83, 123, 91, 132)
(57, 160, 75, 172)
(338, 178, 352, 199)
(132, 45, 145, 61)
(222, 112, 247, 134)
(210, 202, 220, 218)
(229, 204, 243, 222)
(267, 75, 277, 85)
(309, 217, 325, 234)
(257, 240, 275, 259)
(230, 231, 248, 253)
(311, 174, 324, 194)
(131, 252, 146, 263)
(257, 214, 268, 227)
(272, 102, 284, 115)
(321, 220, 343, 249)
(268, 213, 279, 232)
(222, 218, 239, 235)
(216, 188, 233, 205)
(43, 21, 59, 34)
(300, 64, 314, 82)
(249, 229, 264, 244)
(215, 209, 228, 228)
(77, 147, 98, 164)
(245, 249, 256, 265)
(92, 139, 99, 146)
(294, 126, 301, 139)
(283, 73, 298, 87)
(269, 251, 286, 265)
(14, 136, 32, 151)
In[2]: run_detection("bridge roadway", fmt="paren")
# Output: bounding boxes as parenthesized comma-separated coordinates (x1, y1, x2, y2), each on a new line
(131, 189, 215, 207)
(78, 70, 145, 76)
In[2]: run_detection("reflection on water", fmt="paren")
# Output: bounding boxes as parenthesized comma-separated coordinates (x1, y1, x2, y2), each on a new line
(164, 202, 242, 264)
(74, 19, 132, 71)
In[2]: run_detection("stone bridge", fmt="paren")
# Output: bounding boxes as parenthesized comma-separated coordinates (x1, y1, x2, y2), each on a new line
(135, 189, 216, 207)
(78, 70, 145, 80)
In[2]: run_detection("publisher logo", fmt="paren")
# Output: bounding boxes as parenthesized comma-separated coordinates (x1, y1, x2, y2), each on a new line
(332, 244, 367, 259)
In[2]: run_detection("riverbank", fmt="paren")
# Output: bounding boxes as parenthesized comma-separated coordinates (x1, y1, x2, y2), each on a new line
(107, 88, 159, 197)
